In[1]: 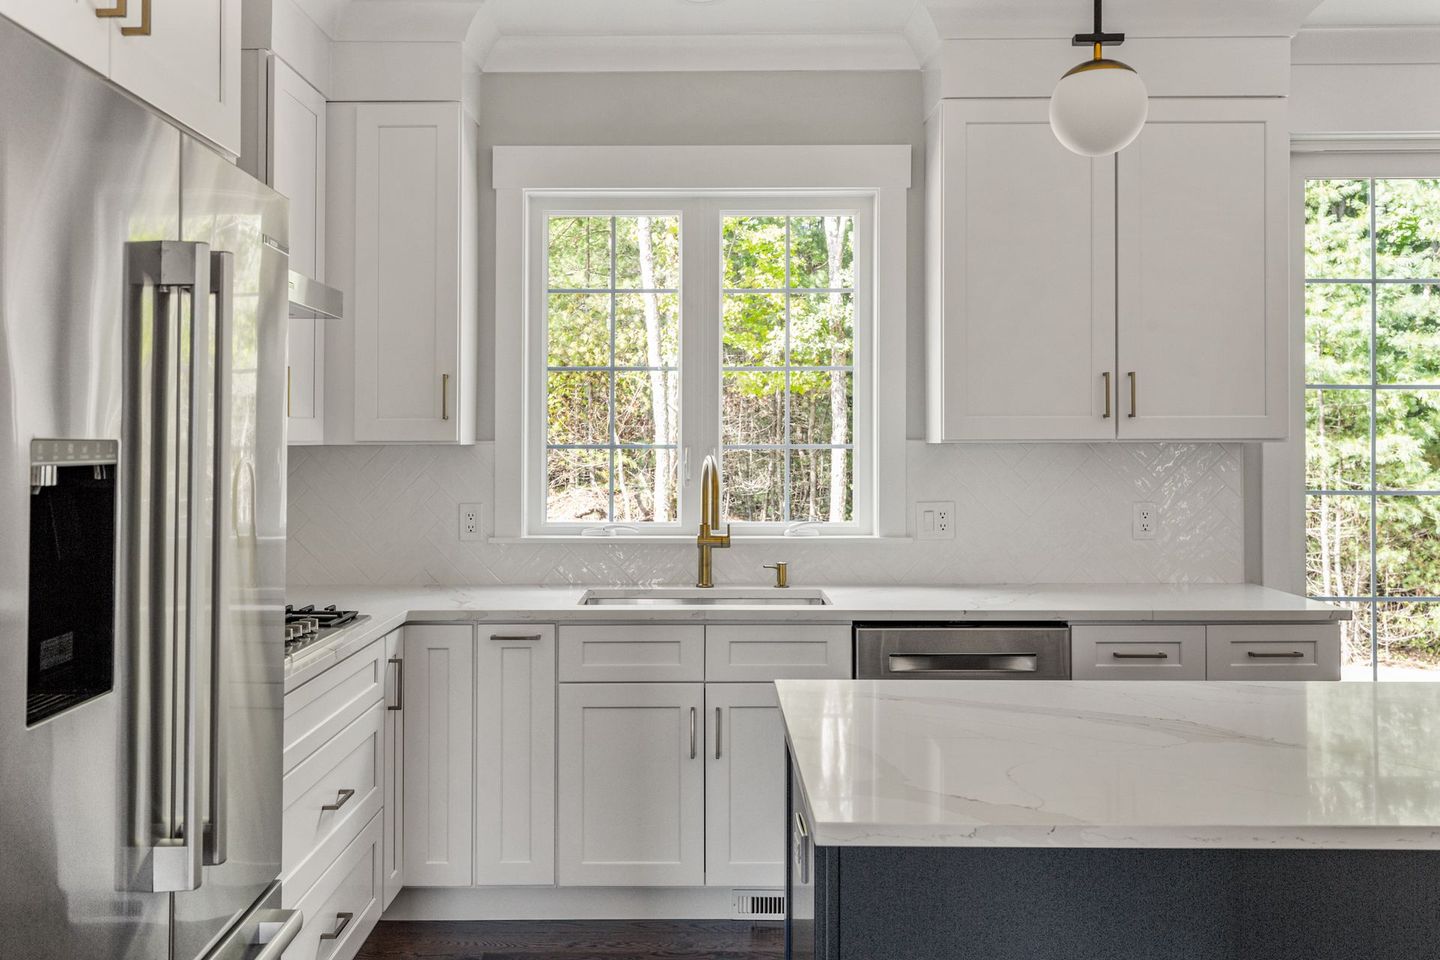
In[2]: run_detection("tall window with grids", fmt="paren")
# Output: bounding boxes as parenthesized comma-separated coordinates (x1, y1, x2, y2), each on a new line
(720, 214, 855, 524)
(1305, 178, 1440, 680)
(544, 214, 681, 524)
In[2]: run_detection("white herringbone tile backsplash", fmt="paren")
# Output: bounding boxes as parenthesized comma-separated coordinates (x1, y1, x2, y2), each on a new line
(286, 441, 1246, 587)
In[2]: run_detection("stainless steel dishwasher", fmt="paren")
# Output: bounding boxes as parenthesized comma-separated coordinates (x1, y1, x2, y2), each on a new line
(854, 623, 1071, 679)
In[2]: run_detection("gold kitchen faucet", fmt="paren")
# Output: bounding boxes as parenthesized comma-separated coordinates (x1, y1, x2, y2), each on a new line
(696, 455, 730, 588)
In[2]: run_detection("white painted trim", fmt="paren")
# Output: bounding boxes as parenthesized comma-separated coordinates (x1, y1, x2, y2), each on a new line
(1262, 149, 1440, 594)
(493, 146, 912, 191)
(385, 885, 746, 921)
(492, 145, 911, 540)
(481, 33, 919, 74)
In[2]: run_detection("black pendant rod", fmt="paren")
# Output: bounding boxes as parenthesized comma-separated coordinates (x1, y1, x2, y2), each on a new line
(1072, 0, 1125, 48)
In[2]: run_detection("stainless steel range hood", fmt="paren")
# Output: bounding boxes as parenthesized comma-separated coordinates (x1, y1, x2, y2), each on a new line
(288, 271, 343, 320)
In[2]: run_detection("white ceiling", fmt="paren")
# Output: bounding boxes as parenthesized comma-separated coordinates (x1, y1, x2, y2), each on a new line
(295, 0, 1440, 54)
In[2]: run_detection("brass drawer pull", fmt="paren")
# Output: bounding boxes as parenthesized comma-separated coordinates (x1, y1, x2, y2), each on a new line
(1128, 371, 1137, 418)
(321, 788, 355, 812)
(1247, 650, 1306, 659)
(96, 0, 127, 17)
(441, 373, 449, 421)
(120, 0, 151, 36)
(1112, 651, 1168, 660)
(319, 912, 354, 942)
(1103, 372, 1112, 419)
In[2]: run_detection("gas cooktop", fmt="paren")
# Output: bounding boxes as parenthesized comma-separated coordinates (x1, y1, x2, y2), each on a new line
(284, 604, 369, 658)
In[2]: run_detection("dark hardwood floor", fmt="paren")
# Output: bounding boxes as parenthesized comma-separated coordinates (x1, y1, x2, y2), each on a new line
(355, 919, 786, 960)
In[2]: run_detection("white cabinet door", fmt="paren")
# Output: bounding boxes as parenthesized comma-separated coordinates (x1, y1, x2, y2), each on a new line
(0, 0, 110, 73)
(557, 683, 705, 886)
(402, 623, 473, 886)
(475, 625, 556, 886)
(286, 317, 324, 445)
(928, 99, 1117, 441)
(270, 58, 325, 280)
(381, 629, 404, 907)
(1116, 98, 1287, 440)
(705, 683, 786, 888)
(107, 0, 241, 154)
(352, 101, 465, 442)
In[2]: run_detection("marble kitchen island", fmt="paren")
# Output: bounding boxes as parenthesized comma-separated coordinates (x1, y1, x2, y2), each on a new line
(778, 679, 1440, 959)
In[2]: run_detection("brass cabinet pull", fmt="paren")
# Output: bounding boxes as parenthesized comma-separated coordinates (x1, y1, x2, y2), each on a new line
(1127, 371, 1137, 419)
(286, 366, 292, 417)
(1102, 372, 1112, 419)
(321, 788, 355, 812)
(319, 913, 354, 942)
(120, 0, 151, 36)
(95, 0, 127, 17)
(441, 373, 450, 421)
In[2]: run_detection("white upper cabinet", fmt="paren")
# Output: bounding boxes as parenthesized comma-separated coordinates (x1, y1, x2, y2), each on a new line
(2, 0, 240, 154)
(107, 0, 242, 154)
(928, 99, 1117, 441)
(0, 0, 110, 73)
(1115, 99, 1288, 440)
(926, 96, 1287, 443)
(269, 58, 328, 445)
(348, 101, 476, 443)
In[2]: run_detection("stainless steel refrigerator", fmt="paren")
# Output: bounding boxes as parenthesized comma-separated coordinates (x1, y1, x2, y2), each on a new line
(0, 16, 295, 960)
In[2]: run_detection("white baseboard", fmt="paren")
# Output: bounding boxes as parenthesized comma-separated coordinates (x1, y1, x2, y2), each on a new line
(383, 886, 749, 921)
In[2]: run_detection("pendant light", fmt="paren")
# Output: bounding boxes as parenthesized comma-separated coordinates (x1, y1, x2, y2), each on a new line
(1049, 0, 1148, 157)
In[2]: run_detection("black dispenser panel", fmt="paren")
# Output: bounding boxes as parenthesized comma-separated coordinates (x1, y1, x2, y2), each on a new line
(27, 439, 118, 726)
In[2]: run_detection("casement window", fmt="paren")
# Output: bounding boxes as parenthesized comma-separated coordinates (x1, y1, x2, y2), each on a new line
(492, 145, 910, 541)
(527, 196, 872, 535)
(1300, 165, 1440, 680)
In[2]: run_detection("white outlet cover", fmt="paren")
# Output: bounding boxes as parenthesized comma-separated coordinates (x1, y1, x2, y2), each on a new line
(459, 502, 484, 541)
(916, 501, 956, 540)
(1132, 502, 1158, 541)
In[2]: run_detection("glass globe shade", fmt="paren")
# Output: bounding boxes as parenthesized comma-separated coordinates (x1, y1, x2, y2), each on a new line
(1049, 60, 1149, 157)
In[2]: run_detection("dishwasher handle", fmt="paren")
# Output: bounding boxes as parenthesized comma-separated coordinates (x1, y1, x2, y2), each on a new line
(855, 625, 1071, 680)
(887, 653, 1039, 674)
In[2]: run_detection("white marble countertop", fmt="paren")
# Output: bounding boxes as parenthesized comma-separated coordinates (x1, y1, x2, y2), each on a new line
(280, 583, 1345, 691)
(776, 679, 1440, 850)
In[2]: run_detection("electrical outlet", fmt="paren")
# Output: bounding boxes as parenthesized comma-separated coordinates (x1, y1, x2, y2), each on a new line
(1132, 502, 1158, 540)
(916, 501, 956, 541)
(459, 502, 484, 541)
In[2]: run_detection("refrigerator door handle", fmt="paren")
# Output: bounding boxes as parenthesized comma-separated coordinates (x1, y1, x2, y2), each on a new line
(124, 240, 212, 894)
(204, 250, 234, 867)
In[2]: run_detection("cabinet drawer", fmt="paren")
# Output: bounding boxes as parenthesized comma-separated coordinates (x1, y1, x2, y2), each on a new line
(559, 625, 704, 682)
(283, 811, 383, 960)
(284, 638, 386, 772)
(1206, 624, 1341, 681)
(705, 625, 852, 682)
(1071, 625, 1206, 680)
(282, 700, 384, 899)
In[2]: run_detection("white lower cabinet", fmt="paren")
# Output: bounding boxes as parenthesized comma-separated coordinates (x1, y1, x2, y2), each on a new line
(1206, 624, 1341, 681)
(1071, 625, 1207, 680)
(476, 625, 556, 885)
(704, 683, 786, 887)
(557, 682, 706, 886)
(381, 630, 405, 907)
(402, 623, 475, 886)
(285, 811, 384, 960)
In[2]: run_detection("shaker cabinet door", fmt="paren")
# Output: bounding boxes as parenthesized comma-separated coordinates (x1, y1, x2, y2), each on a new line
(402, 624, 474, 886)
(557, 683, 705, 886)
(705, 683, 787, 887)
(928, 99, 1117, 441)
(107, 0, 241, 154)
(1116, 98, 1287, 440)
(475, 625, 556, 886)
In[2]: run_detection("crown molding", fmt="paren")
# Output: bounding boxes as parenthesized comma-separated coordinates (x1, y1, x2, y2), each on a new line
(1292, 26, 1440, 64)
(482, 33, 920, 74)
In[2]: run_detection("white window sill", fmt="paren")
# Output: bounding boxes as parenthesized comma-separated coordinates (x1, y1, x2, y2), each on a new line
(488, 534, 914, 545)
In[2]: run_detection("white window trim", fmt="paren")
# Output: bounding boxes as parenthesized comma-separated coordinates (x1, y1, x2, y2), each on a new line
(494, 145, 911, 540)
(1262, 145, 1440, 596)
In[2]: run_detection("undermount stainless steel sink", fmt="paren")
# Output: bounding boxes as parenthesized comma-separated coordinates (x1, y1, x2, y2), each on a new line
(579, 587, 831, 606)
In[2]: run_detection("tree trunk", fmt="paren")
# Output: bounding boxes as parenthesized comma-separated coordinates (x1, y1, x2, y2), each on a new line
(824, 216, 847, 522)
(635, 217, 671, 520)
